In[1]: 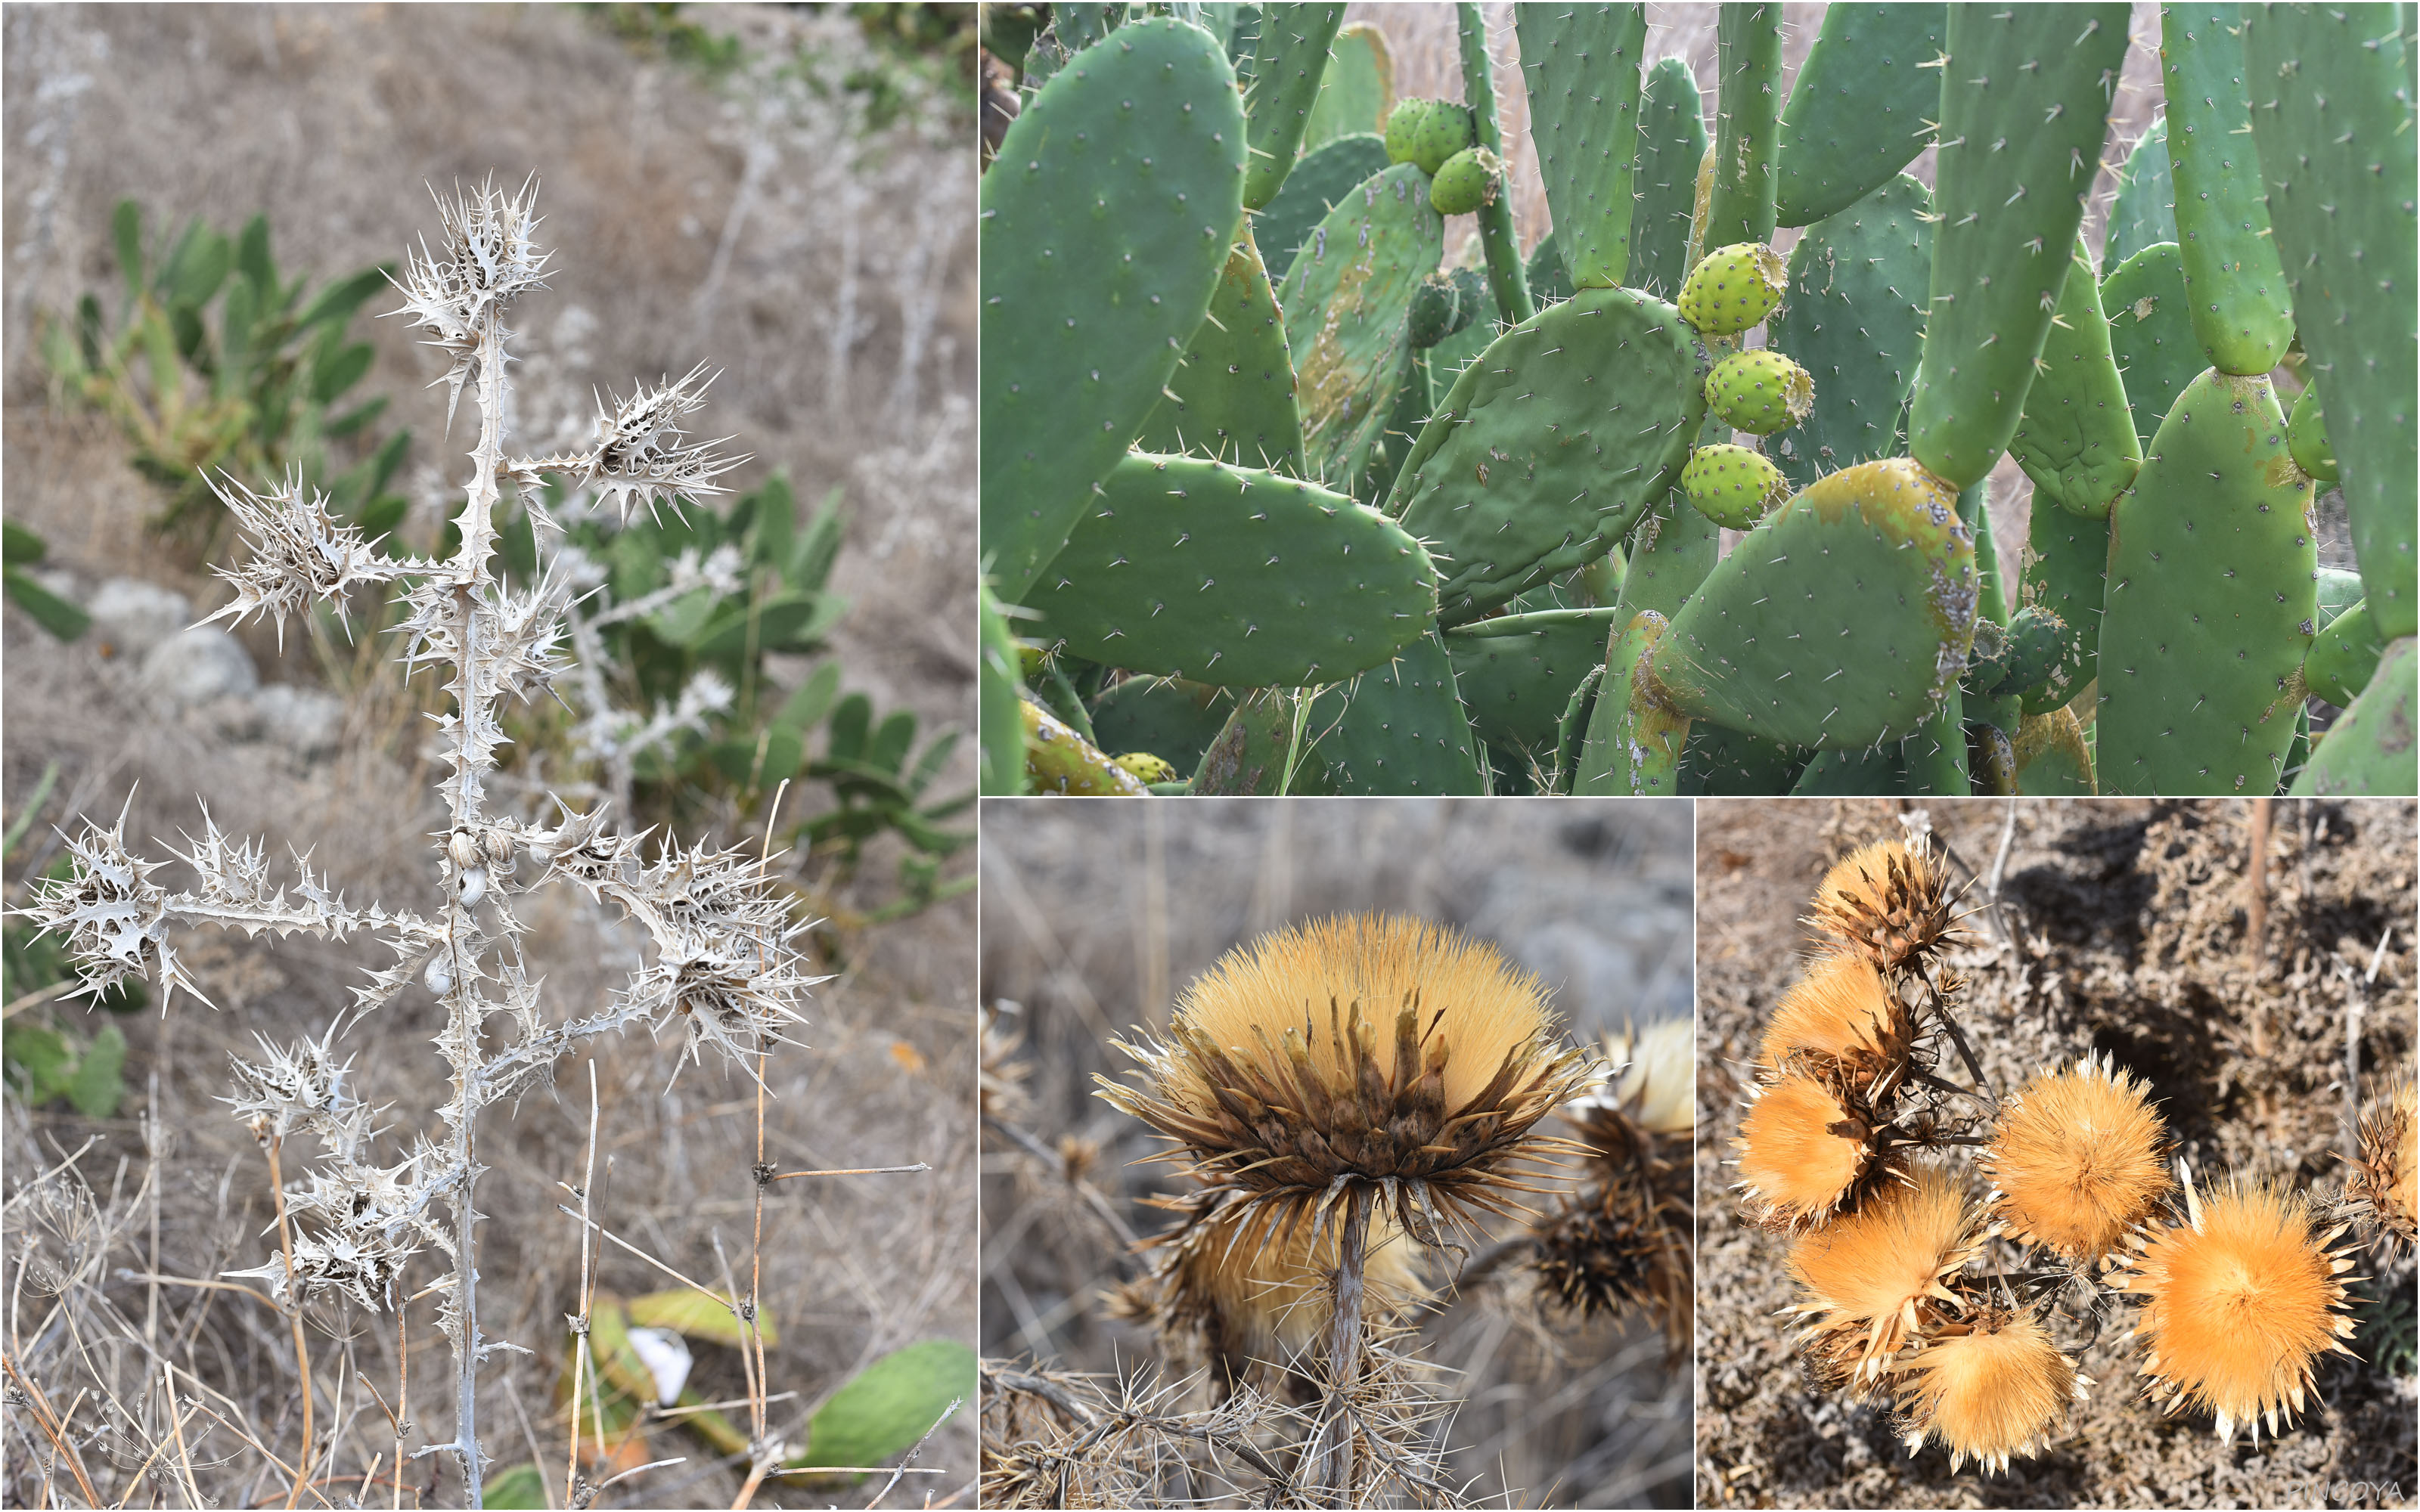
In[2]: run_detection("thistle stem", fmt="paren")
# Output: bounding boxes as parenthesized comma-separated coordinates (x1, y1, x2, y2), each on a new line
(1311, 1182, 1373, 1505)
(263, 1133, 315, 1510)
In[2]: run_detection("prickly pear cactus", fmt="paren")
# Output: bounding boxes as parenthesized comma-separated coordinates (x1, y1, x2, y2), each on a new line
(1682, 444, 1787, 529)
(1705, 350, 1813, 435)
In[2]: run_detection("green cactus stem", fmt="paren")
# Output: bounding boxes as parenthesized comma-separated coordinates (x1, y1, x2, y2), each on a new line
(1455, 2, 1534, 326)
(2161, 3, 2297, 376)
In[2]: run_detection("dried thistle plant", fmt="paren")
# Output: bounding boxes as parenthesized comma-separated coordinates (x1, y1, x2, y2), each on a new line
(15, 176, 817, 1508)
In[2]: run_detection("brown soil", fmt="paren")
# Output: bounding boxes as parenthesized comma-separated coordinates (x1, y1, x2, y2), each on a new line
(1695, 798, 2418, 1510)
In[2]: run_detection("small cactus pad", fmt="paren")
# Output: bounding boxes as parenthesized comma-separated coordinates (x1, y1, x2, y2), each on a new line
(1089, 676, 1236, 776)
(1515, 3, 1647, 289)
(1109, 751, 1180, 785)
(1705, 350, 1814, 436)
(1705, 6, 1786, 247)
(1678, 242, 1788, 336)
(2014, 708, 2099, 795)
(2305, 600, 2382, 710)
(1647, 457, 1978, 750)
(1773, 4, 1948, 228)
(1768, 172, 1933, 491)
(1025, 453, 1438, 689)
(1409, 100, 1475, 174)
(980, 18, 1246, 603)
(1255, 132, 1392, 276)
(1615, 485, 1720, 623)
(2018, 502, 2108, 715)
(2290, 635, 2415, 795)
(2007, 234, 2142, 519)
(1682, 444, 1789, 529)
(2097, 370, 2318, 794)
(1630, 58, 1708, 302)
(2100, 243, 2201, 456)
(1278, 162, 1446, 491)
(1383, 97, 1441, 164)
(1390, 284, 1707, 623)
(1022, 700, 1148, 795)
(2107, 118, 2177, 268)
(1134, 223, 1304, 474)
(1429, 146, 1500, 215)
(2287, 384, 2338, 483)
(1191, 688, 1336, 795)
(1907, 5, 2131, 490)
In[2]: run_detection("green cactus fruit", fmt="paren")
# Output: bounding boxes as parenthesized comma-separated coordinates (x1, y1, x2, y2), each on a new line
(1383, 98, 1440, 165)
(1409, 101, 1475, 175)
(979, 584, 1026, 796)
(1429, 146, 1502, 215)
(1447, 605, 1624, 752)
(1615, 485, 1719, 623)
(1241, 3, 1347, 210)
(1023, 700, 1149, 795)
(2287, 383, 2338, 483)
(981, 17, 1247, 603)
(1705, 5, 1785, 248)
(1278, 162, 1445, 491)
(1681, 443, 1789, 529)
(1769, 173, 1933, 491)
(1907, 5, 2132, 491)
(2289, 635, 2415, 795)
(1110, 751, 1180, 785)
(1680, 724, 1809, 795)
(2161, 4, 2297, 377)
(1705, 350, 1814, 436)
(2097, 370, 2318, 794)
(2305, 600, 2383, 709)
(2017, 502, 2108, 717)
(2014, 708, 2099, 795)
(1025, 453, 1437, 688)
(1575, 611, 1690, 795)
(1514, 3, 1646, 290)
(1630, 58, 1709, 302)
(1192, 688, 1336, 795)
(1135, 223, 1304, 474)
(2108, 119, 2178, 269)
(1317, 630, 1489, 794)
(1389, 284, 1706, 623)
(1677, 242, 1788, 337)
(2243, 4, 2415, 642)
(1089, 676, 1237, 776)
(2100, 243, 2201, 457)
(1256, 132, 1392, 277)
(1647, 456, 1979, 750)
(1966, 604, 2073, 705)
(1408, 267, 1488, 349)
(2008, 235, 2143, 519)
(1773, 3, 1947, 228)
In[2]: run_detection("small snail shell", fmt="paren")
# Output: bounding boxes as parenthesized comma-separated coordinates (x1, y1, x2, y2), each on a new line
(483, 828, 514, 867)
(457, 866, 489, 909)
(447, 830, 482, 871)
(424, 955, 454, 996)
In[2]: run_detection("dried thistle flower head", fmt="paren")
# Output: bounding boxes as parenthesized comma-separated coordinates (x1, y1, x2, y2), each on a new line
(1099, 913, 1593, 1241)
(1981, 1052, 2175, 1262)
(1139, 1185, 1428, 1393)
(1891, 1306, 2089, 1473)
(390, 174, 551, 429)
(1601, 1015, 1695, 1136)
(2109, 1175, 2361, 1442)
(2348, 1077, 2418, 1253)
(1807, 836, 1962, 971)
(1785, 1164, 1985, 1389)
(1758, 951, 1919, 1089)
(1734, 1067, 1889, 1229)
(1531, 1087, 1693, 1353)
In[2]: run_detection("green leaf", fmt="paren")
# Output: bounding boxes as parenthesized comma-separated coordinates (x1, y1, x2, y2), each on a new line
(2, 520, 45, 565)
(112, 200, 144, 305)
(323, 394, 389, 438)
(311, 342, 374, 404)
(482, 1465, 548, 1510)
(218, 276, 259, 398)
(706, 725, 804, 787)
(296, 266, 391, 330)
(796, 1340, 973, 1471)
(67, 1025, 126, 1119)
(235, 213, 275, 297)
(626, 1286, 780, 1348)
(358, 495, 408, 548)
(5, 568, 90, 641)
(786, 487, 847, 590)
(648, 584, 727, 649)
(826, 693, 873, 763)
(749, 472, 795, 572)
(773, 662, 844, 733)
(3, 1024, 76, 1105)
(690, 590, 842, 658)
(162, 224, 231, 311)
(905, 730, 960, 795)
(866, 710, 918, 775)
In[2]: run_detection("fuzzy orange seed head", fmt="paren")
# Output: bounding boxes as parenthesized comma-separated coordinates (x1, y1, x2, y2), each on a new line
(1734, 1068, 1877, 1228)
(1893, 1308, 2088, 1474)
(2112, 1176, 2361, 1443)
(1786, 1164, 1984, 1387)
(1758, 951, 1916, 1080)
(1981, 1052, 2174, 1261)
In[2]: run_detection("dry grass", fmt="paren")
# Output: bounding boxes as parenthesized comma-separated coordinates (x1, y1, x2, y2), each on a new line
(2, 6, 973, 1507)
(978, 798, 1695, 1507)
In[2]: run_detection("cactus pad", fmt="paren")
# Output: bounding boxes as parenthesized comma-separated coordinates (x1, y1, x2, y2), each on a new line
(1705, 349, 1814, 436)
(1134, 224, 1304, 473)
(2305, 600, 2382, 709)
(1678, 242, 1787, 336)
(2287, 384, 2338, 484)
(1514, 2, 1647, 290)
(1773, 3, 1947, 228)
(1316, 630, 1488, 793)
(1447, 605, 1623, 752)
(2007, 234, 2142, 519)
(1682, 443, 1789, 528)
(1769, 173, 1933, 490)
(2289, 636, 2415, 795)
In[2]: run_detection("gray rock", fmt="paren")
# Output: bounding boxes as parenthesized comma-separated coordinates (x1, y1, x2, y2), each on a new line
(140, 626, 257, 708)
(87, 578, 195, 662)
(250, 683, 346, 757)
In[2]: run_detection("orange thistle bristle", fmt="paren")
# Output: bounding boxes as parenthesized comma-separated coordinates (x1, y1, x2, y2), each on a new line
(2109, 1175, 2363, 1443)
(1757, 952, 1919, 1088)
(1981, 1052, 2174, 1262)
(2348, 1078, 2418, 1253)
(1785, 1164, 1985, 1389)
(1807, 836, 1963, 971)
(1892, 1306, 2090, 1473)
(1098, 914, 1595, 1241)
(1734, 1068, 1885, 1228)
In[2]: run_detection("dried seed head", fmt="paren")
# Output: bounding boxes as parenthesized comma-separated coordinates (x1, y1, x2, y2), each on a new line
(1786, 1164, 1985, 1389)
(578, 364, 746, 522)
(1099, 914, 1593, 1242)
(1758, 951, 1921, 1089)
(1981, 1052, 2174, 1261)
(1599, 1015, 1696, 1136)
(1892, 1306, 2089, 1474)
(1734, 1067, 1888, 1229)
(389, 175, 552, 430)
(2109, 1175, 2362, 1443)
(20, 802, 206, 1010)
(2348, 1078, 2418, 1254)
(1531, 1091, 1693, 1353)
(1807, 836, 1963, 971)
(978, 1006, 1032, 1125)
(201, 472, 425, 645)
